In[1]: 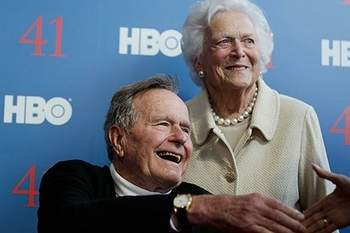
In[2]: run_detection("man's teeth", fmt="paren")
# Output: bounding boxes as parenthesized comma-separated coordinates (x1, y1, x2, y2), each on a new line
(157, 151, 182, 163)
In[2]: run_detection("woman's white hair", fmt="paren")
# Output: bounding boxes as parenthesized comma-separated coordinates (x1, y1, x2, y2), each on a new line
(181, 0, 273, 86)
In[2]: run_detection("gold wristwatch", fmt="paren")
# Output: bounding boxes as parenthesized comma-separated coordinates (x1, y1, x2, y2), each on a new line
(173, 194, 192, 229)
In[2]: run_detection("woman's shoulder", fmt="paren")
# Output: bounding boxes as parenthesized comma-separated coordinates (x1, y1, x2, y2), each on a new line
(278, 93, 314, 113)
(186, 90, 208, 108)
(186, 90, 211, 119)
(280, 93, 311, 107)
(277, 94, 320, 125)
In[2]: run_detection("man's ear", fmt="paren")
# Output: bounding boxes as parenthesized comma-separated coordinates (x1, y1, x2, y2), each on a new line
(108, 125, 126, 159)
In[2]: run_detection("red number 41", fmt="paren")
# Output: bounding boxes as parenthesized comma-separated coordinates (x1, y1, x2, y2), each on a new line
(330, 106, 350, 145)
(19, 16, 64, 57)
(12, 165, 39, 208)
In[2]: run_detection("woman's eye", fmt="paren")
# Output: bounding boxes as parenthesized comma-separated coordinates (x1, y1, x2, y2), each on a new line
(243, 38, 255, 46)
(219, 39, 230, 44)
(216, 38, 232, 48)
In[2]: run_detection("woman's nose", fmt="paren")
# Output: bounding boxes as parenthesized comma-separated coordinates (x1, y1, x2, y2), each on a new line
(230, 40, 245, 57)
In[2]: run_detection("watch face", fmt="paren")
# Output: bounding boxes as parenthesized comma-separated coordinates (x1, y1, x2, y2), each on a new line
(174, 194, 190, 208)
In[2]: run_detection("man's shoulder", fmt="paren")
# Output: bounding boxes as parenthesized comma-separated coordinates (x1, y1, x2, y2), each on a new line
(40, 159, 115, 199)
(42, 160, 112, 188)
(46, 159, 107, 175)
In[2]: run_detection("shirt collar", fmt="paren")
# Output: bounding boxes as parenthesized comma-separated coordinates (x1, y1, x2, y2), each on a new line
(186, 90, 216, 145)
(109, 164, 170, 197)
(187, 78, 279, 145)
(250, 78, 279, 141)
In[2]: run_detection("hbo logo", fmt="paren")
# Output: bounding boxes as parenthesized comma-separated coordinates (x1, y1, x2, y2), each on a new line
(322, 39, 350, 67)
(118, 27, 182, 57)
(3, 95, 72, 125)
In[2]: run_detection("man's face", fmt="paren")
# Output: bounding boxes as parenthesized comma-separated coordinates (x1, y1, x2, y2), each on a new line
(113, 89, 192, 193)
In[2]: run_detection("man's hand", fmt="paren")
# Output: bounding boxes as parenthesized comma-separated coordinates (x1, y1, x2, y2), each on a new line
(188, 193, 306, 233)
(303, 164, 350, 233)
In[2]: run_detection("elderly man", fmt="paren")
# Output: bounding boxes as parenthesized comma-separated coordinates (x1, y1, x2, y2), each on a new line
(37, 75, 306, 233)
(37, 75, 206, 233)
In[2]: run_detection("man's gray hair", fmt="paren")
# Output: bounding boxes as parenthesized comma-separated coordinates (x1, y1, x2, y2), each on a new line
(104, 74, 178, 161)
(181, 0, 273, 86)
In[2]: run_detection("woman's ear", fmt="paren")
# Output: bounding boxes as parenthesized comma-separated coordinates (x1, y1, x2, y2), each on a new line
(193, 57, 203, 73)
(108, 125, 126, 159)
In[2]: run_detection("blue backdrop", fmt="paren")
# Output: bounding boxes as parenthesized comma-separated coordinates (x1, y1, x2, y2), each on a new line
(1, 0, 349, 232)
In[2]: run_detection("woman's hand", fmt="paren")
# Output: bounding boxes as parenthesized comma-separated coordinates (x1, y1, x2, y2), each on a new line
(303, 164, 350, 233)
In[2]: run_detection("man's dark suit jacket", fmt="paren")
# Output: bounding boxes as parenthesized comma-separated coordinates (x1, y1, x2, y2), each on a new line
(37, 160, 210, 233)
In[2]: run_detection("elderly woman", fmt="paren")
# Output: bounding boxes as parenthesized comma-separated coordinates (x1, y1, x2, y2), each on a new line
(181, 0, 334, 213)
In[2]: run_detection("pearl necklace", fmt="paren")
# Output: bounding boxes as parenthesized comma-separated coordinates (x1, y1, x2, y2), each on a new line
(211, 87, 258, 126)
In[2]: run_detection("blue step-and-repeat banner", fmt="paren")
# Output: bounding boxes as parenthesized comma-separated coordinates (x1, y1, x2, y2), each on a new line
(1, 0, 349, 232)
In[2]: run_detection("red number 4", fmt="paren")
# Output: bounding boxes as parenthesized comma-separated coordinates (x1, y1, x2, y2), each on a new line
(330, 106, 350, 145)
(19, 16, 64, 57)
(12, 165, 39, 208)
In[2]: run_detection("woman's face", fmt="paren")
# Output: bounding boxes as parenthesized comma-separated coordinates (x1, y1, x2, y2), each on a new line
(197, 11, 261, 91)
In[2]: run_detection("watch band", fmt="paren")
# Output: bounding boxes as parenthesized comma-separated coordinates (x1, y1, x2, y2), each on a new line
(173, 194, 192, 230)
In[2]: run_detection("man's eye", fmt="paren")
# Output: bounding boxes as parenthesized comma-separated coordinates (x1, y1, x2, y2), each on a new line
(181, 127, 191, 134)
(157, 122, 170, 127)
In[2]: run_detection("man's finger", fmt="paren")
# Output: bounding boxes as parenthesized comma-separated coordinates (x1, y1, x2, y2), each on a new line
(258, 215, 299, 233)
(250, 224, 274, 233)
(303, 198, 326, 218)
(302, 211, 324, 228)
(265, 211, 306, 233)
(265, 196, 304, 221)
(270, 207, 307, 233)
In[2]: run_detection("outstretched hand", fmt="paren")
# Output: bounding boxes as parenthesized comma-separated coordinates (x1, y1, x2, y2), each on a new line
(189, 193, 306, 233)
(303, 164, 350, 233)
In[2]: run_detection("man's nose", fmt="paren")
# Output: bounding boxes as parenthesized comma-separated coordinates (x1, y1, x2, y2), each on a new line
(170, 125, 188, 146)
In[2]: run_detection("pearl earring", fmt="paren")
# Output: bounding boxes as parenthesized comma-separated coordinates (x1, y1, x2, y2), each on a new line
(198, 70, 204, 78)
